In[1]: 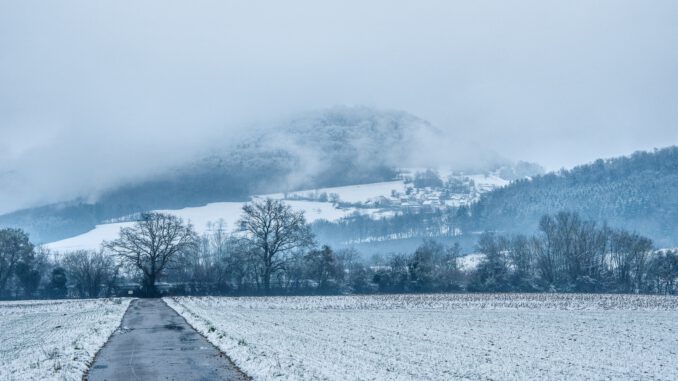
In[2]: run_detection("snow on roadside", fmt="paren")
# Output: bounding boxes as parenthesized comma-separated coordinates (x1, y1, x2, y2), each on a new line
(166, 294, 678, 381)
(0, 298, 131, 381)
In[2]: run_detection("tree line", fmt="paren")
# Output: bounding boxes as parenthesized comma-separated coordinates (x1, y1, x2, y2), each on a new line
(314, 146, 678, 250)
(470, 146, 678, 247)
(467, 212, 677, 294)
(1, 201, 677, 299)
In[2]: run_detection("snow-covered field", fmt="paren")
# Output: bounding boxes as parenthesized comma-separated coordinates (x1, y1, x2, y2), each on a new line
(166, 294, 678, 381)
(45, 180, 404, 252)
(46, 199, 372, 252)
(46, 176, 507, 253)
(0, 298, 131, 381)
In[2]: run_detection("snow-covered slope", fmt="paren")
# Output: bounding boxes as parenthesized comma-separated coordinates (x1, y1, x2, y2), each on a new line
(46, 222, 136, 253)
(46, 179, 411, 252)
(266, 180, 407, 203)
(46, 173, 509, 253)
(47, 200, 373, 253)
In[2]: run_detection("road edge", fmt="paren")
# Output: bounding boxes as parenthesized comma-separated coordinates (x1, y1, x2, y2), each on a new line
(81, 298, 135, 381)
(162, 297, 252, 381)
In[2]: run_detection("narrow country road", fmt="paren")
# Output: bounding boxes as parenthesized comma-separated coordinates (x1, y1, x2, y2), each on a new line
(86, 299, 248, 381)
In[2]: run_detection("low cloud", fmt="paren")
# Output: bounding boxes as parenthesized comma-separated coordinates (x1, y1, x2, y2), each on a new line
(1, 1, 677, 213)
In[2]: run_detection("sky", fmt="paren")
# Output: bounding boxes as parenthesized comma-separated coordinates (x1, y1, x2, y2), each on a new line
(1, 1, 678, 214)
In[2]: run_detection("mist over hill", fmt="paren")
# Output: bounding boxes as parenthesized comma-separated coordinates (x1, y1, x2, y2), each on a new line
(315, 146, 678, 251)
(0, 107, 516, 243)
(7, 111, 673, 251)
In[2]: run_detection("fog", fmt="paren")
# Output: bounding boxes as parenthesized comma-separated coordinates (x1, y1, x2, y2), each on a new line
(1, 1, 678, 214)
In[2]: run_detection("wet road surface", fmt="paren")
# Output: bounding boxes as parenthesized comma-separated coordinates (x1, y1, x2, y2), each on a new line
(87, 298, 248, 381)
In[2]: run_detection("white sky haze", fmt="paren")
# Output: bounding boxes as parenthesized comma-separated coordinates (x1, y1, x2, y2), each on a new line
(1, 1, 677, 213)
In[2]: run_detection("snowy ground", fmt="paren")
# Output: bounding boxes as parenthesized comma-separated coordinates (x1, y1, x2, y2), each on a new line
(457, 253, 485, 272)
(45, 175, 506, 253)
(46, 222, 136, 252)
(46, 199, 373, 252)
(166, 294, 678, 381)
(0, 298, 131, 381)
(45, 181, 400, 252)
(265, 180, 407, 203)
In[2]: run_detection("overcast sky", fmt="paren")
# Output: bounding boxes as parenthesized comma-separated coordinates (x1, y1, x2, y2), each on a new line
(1, 1, 678, 213)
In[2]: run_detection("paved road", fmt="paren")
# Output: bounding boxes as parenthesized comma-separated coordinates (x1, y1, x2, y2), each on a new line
(87, 299, 248, 381)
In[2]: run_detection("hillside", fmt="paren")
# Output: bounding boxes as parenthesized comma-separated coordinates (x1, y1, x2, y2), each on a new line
(45, 172, 512, 253)
(311, 147, 678, 250)
(469, 147, 678, 246)
(0, 107, 462, 243)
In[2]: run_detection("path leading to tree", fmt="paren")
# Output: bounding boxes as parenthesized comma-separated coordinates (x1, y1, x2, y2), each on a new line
(86, 299, 249, 381)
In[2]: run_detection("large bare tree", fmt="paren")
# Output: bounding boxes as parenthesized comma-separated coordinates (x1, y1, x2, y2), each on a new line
(105, 212, 197, 296)
(239, 198, 315, 292)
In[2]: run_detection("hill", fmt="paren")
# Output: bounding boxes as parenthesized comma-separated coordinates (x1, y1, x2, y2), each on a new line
(311, 146, 678, 250)
(469, 146, 678, 246)
(0, 107, 459, 243)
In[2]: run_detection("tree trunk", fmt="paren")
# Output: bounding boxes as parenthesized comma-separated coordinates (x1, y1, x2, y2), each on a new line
(144, 273, 158, 297)
(263, 269, 271, 293)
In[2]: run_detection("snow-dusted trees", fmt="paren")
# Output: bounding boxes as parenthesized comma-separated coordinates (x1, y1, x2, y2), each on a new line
(305, 245, 343, 293)
(608, 231, 653, 293)
(468, 232, 511, 292)
(535, 212, 608, 290)
(408, 239, 462, 292)
(372, 253, 409, 293)
(14, 253, 42, 298)
(105, 213, 197, 297)
(466, 212, 660, 293)
(470, 147, 678, 244)
(536, 213, 656, 292)
(648, 250, 678, 295)
(371, 240, 463, 293)
(0, 228, 34, 297)
(166, 220, 257, 295)
(238, 199, 315, 292)
(63, 250, 118, 298)
(48, 267, 67, 298)
(507, 235, 536, 290)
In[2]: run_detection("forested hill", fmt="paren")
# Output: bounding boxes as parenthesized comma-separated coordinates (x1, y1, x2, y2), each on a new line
(0, 107, 438, 243)
(470, 146, 678, 246)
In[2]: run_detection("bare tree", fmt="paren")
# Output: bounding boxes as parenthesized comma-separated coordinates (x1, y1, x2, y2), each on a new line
(64, 250, 118, 298)
(536, 212, 608, 290)
(238, 198, 315, 292)
(170, 220, 237, 294)
(227, 238, 260, 292)
(202, 220, 235, 291)
(104, 213, 197, 297)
